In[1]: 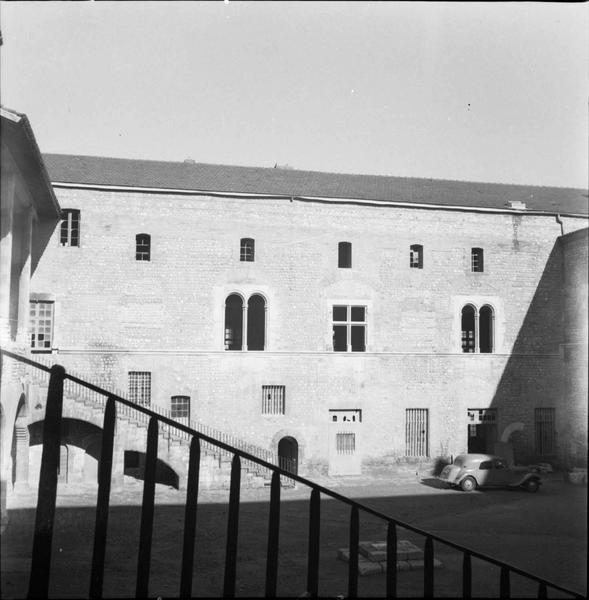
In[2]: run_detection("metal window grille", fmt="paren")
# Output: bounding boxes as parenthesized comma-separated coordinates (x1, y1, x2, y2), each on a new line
(336, 432, 356, 455)
(338, 242, 352, 268)
(262, 385, 285, 415)
(471, 247, 484, 272)
(240, 238, 255, 262)
(535, 408, 555, 455)
(406, 409, 429, 457)
(410, 244, 423, 269)
(170, 395, 190, 419)
(136, 234, 151, 261)
(29, 301, 54, 351)
(59, 209, 80, 247)
(128, 371, 151, 406)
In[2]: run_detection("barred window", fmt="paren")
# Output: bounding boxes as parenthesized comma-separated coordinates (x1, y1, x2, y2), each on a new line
(406, 409, 429, 457)
(30, 300, 54, 351)
(471, 248, 484, 272)
(410, 244, 423, 269)
(128, 371, 151, 406)
(333, 305, 366, 352)
(136, 233, 151, 261)
(240, 238, 255, 262)
(336, 432, 356, 455)
(535, 408, 555, 455)
(338, 242, 352, 268)
(171, 395, 190, 419)
(262, 385, 285, 415)
(60, 209, 80, 247)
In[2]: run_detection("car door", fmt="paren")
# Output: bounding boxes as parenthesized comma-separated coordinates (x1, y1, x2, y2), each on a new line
(477, 460, 493, 486)
(491, 458, 510, 486)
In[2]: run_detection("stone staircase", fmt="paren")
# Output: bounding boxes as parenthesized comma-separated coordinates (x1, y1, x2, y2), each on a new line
(27, 356, 295, 489)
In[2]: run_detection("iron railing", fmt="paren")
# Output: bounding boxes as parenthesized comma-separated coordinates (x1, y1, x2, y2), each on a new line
(1, 348, 584, 599)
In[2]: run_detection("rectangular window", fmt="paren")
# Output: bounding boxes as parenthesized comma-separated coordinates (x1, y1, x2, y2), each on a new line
(136, 234, 151, 261)
(128, 371, 151, 407)
(60, 209, 80, 247)
(406, 409, 429, 457)
(171, 395, 190, 419)
(535, 408, 555, 455)
(471, 248, 484, 272)
(240, 238, 255, 262)
(30, 300, 54, 351)
(262, 385, 285, 415)
(338, 242, 352, 268)
(410, 244, 423, 269)
(336, 432, 356, 455)
(332, 305, 366, 352)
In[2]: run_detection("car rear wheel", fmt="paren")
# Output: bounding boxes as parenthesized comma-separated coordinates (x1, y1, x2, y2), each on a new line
(460, 476, 477, 492)
(523, 478, 540, 493)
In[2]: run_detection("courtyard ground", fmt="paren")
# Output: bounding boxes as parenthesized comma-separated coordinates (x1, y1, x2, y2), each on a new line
(1, 470, 586, 598)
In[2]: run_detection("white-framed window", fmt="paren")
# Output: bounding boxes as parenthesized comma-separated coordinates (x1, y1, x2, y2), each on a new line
(471, 248, 484, 272)
(461, 304, 494, 353)
(240, 238, 255, 262)
(171, 395, 190, 419)
(59, 209, 80, 247)
(136, 233, 151, 261)
(332, 305, 366, 352)
(262, 385, 285, 415)
(30, 300, 54, 352)
(128, 371, 151, 406)
(410, 244, 423, 269)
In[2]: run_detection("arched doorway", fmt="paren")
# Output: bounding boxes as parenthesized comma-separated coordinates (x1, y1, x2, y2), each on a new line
(278, 436, 298, 475)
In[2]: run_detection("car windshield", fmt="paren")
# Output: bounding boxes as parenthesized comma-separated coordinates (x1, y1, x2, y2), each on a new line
(453, 456, 466, 467)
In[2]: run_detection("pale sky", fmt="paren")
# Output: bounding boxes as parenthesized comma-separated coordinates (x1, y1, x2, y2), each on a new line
(1, 1, 587, 188)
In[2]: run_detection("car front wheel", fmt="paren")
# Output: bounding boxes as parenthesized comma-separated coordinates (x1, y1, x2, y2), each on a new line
(523, 478, 540, 493)
(460, 476, 477, 492)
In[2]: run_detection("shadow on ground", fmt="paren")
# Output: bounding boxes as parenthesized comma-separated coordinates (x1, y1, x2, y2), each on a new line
(2, 481, 586, 598)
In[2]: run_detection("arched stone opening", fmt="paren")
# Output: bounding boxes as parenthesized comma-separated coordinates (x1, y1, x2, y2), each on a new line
(225, 294, 244, 350)
(278, 436, 298, 475)
(247, 294, 266, 350)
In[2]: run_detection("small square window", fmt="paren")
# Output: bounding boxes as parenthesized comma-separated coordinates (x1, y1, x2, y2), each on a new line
(262, 385, 285, 415)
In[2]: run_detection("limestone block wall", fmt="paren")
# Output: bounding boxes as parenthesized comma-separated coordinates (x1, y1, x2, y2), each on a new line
(27, 186, 588, 471)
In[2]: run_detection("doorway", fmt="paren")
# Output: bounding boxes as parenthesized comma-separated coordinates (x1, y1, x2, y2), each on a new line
(467, 409, 498, 453)
(277, 436, 298, 475)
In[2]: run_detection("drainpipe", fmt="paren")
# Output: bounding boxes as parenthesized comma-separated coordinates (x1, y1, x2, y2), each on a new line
(555, 214, 564, 236)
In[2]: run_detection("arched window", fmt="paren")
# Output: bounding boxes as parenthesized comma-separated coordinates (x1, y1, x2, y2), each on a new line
(461, 305, 476, 353)
(479, 305, 494, 353)
(224, 294, 243, 350)
(461, 303, 495, 353)
(136, 233, 151, 261)
(240, 238, 255, 262)
(471, 248, 484, 272)
(338, 242, 352, 268)
(410, 244, 423, 269)
(247, 294, 266, 351)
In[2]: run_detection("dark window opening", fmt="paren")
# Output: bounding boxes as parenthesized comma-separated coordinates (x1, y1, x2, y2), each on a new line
(224, 294, 243, 350)
(247, 294, 266, 350)
(338, 242, 352, 268)
(471, 248, 484, 272)
(60, 209, 80, 247)
(410, 244, 423, 269)
(136, 233, 151, 261)
(461, 305, 476, 353)
(332, 305, 366, 352)
(479, 305, 493, 353)
(240, 238, 255, 262)
(535, 408, 555, 455)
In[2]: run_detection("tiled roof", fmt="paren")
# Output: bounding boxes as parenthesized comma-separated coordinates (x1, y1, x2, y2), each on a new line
(42, 153, 588, 215)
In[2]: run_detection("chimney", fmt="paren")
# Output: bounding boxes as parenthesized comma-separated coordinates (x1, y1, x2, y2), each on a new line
(507, 200, 526, 210)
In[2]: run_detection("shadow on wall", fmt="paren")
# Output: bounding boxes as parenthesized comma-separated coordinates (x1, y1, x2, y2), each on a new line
(124, 451, 180, 489)
(489, 239, 582, 466)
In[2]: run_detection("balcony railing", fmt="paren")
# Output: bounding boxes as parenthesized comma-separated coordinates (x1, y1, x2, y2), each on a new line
(1, 348, 584, 599)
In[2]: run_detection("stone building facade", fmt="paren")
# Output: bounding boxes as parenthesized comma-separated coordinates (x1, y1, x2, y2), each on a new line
(8, 153, 589, 489)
